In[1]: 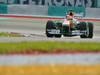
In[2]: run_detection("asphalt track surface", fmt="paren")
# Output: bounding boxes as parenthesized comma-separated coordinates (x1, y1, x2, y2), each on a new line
(0, 17, 100, 42)
(0, 17, 100, 65)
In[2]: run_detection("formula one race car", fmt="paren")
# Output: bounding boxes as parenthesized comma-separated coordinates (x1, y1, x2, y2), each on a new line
(45, 18, 93, 38)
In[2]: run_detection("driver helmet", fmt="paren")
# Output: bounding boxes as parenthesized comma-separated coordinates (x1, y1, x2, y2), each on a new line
(66, 9, 75, 20)
(67, 9, 75, 17)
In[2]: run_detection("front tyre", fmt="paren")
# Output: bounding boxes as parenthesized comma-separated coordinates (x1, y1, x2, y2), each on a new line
(87, 22, 93, 38)
(55, 34, 62, 38)
(80, 22, 93, 38)
(46, 20, 54, 37)
(80, 22, 87, 38)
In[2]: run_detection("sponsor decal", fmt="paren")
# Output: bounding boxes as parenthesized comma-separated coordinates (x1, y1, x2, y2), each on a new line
(0, 0, 96, 7)
(20, 0, 94, 7)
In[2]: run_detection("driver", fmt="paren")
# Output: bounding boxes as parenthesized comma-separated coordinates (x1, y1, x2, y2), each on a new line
(65, 9, 77, 28)
(65, 9, 75, 20)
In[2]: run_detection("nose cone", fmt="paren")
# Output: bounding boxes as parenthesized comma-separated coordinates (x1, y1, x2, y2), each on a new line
(62, 20, 70, 26)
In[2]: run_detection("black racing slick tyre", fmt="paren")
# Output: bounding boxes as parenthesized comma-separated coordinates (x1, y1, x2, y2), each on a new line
(80, 22, 87, 38)
(80, 22, 93, 38)
(46, 20, 55, 37)
(87, 22, 93, 38)
(55, 34, 61, 38)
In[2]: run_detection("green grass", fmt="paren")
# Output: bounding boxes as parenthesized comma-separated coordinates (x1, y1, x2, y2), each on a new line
(0, 41, 100, 53)
(0, 32, 24, 37)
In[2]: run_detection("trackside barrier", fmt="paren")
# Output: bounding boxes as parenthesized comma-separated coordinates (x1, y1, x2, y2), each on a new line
(0, 3, 7, 14)
(48, 6, 85, 17)
(7, 5, 100, 18)
(0, 14, 100, 21)
(8, 5, 48, 16)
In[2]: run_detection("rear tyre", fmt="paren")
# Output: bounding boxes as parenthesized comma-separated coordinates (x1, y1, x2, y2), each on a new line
(87, 22, 93, 38)
(46, 20, 55, 37)
(80, 22, 87, 38)
(55, 34, 61, 38)
(80, 22, 93, 38)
